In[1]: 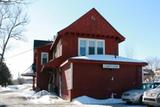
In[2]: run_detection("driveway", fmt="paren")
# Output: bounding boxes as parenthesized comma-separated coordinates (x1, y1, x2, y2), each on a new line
(0, 92, 146, 107)
(0, 84, 146, 107)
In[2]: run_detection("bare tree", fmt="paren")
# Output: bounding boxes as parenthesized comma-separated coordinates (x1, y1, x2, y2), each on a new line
(0, 0, 25, 4)
(145, 57, 160, 71)
(0, 4, 28, 63)
(124, 45, 135, 58)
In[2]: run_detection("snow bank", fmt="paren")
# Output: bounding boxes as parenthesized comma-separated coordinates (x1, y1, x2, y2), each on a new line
(72, 96, 124, 105)
(32, 90, 50, 98)
(28, 90, 64, 104)
(29, 95, 63, 104)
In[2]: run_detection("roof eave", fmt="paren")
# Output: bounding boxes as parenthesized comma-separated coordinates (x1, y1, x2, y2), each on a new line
(69, 58, 148, 66)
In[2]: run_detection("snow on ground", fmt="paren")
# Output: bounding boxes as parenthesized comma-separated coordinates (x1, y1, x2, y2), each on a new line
(0, 84, 65, 104)
(0, 84, 32, 93)
(72, 96, 124, 105)
(0, 84, 146, 106)
(28, 90, 64, 104)
(72, 96, 146, 107)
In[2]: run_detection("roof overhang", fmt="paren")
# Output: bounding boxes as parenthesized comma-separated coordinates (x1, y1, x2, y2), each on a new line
(41, 56, 65, 72)
(21, 73, 35, 77)
(70, 55, 148, 66)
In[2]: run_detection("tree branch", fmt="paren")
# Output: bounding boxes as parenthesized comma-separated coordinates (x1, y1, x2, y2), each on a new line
(0, 4, 28, 63)
(0, 0, 25, 4)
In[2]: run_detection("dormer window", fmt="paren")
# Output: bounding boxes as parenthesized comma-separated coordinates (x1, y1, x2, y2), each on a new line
(78, 38, 105, 56)
(41, 52, 48, 65)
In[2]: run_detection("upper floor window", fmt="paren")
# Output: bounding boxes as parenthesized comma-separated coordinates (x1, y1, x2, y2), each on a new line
(97, 41, 104, 54)
(78, 38, 105, 56)
(89, 41, 95, 55)
(41, 52, 48, 65)
(80, 40, 87, 56)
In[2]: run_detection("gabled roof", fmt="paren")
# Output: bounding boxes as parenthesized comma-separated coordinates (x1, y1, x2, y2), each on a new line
(34, 40, 52, 49)
(58, 8, 125, 43)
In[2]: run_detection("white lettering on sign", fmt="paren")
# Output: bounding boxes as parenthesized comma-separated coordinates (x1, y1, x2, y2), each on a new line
(103, 64, 120, 69)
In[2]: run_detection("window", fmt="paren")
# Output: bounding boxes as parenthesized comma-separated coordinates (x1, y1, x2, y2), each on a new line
(41, 52, 48, 64)
(78, 38, 105, 56)
(80, 40, 87, 56)
(89, 41, 95, 55)
(97, 41, 104, 54)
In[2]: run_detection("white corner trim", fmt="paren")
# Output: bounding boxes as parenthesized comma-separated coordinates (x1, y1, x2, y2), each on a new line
(60, 60, 69, 67)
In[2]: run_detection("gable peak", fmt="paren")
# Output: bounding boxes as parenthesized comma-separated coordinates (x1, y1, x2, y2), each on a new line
(58, 8, 125, 43)
(86, 8, 101, 16)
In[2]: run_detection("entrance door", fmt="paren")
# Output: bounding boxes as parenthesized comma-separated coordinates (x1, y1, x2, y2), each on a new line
(48, 72, 56, 92)
(59, 75, 62, 97)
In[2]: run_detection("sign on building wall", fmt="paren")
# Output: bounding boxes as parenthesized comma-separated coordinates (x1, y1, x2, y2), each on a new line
(103, 64, 120, 69)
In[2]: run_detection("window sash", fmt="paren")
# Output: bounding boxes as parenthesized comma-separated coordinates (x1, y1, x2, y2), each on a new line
(42, 58, 48, 64)
(80, 47, 86, 56)
(80, 40, 87, 56)
(41, 52, 48, 64)
(89, 41, 95, 55)
(97, 47, 103, 54)
(97, 41, 104, 55)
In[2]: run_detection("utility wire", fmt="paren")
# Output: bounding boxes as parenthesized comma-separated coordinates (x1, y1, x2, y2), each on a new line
(5, 48, 33, 59)
(22, 64, 32, 73)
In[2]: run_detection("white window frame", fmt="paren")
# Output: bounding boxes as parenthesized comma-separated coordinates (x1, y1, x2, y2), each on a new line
(78, 38, 105, 56)
(41, 52, 48, 65)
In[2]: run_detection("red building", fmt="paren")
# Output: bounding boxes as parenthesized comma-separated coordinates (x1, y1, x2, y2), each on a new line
(33, 8, 147, 100)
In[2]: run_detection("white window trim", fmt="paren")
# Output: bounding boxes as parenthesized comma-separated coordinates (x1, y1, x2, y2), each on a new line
(41, 52, 49, 65)
(78, 38, 105, 56)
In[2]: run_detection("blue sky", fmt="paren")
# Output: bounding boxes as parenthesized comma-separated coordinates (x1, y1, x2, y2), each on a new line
(5, 0, 160, 79)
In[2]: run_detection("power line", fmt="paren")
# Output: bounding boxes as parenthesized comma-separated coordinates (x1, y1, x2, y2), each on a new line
(5, 48, 33, 59)
(22, 64, 32, 73)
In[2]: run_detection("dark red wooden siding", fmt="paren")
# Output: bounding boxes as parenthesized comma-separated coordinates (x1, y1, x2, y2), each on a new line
(61, 33, 119, 59)
(35, 44, 51, 90)
(70, 60, 142, 99)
